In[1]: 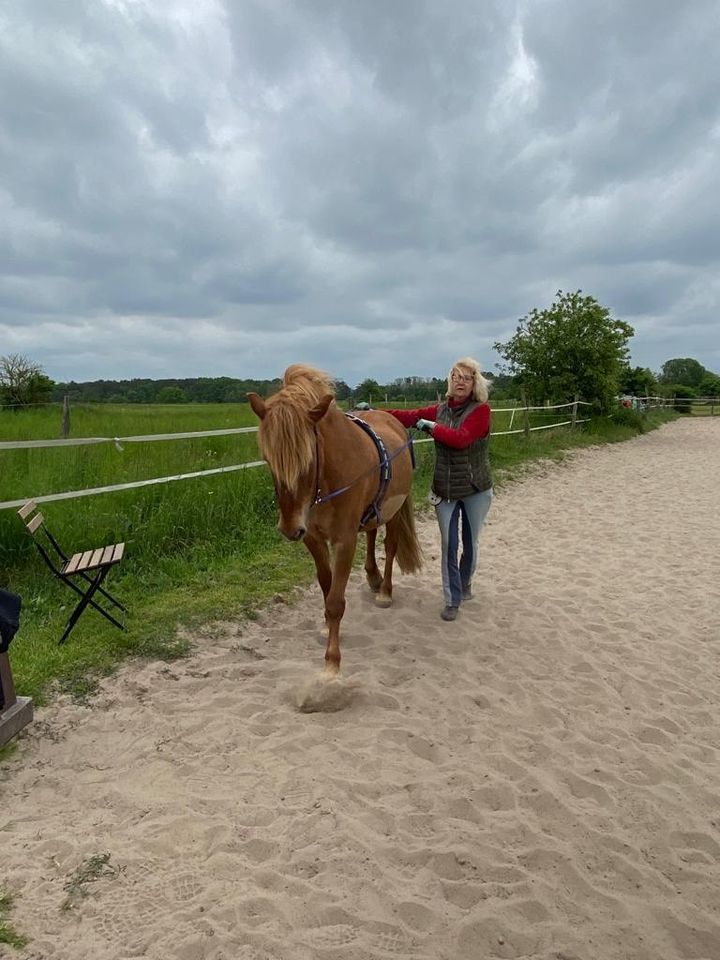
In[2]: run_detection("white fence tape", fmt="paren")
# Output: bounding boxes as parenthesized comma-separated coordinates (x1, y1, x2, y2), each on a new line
(0, 425, 258, 451)
(0, 461, 267, 511)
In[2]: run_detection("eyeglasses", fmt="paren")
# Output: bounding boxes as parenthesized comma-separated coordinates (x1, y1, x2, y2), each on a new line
(451, 372, 474, 383)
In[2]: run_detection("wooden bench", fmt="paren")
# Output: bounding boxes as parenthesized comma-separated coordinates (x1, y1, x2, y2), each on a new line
(0, 653, 33, 746)
(18, 501, 127, 645)
(0, 588, 33, 745)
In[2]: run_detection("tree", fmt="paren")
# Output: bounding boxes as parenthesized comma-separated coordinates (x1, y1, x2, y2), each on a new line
(156, 385, 187, 404)
(659, 358, 706, 387)
(698, 373, 720, 397)
(334, 380, 352, 402)
(494, 290, 634, 411)
(0, 353, 55, 408)
(618, 365, 657, 397)
(354, 378, 382, 403)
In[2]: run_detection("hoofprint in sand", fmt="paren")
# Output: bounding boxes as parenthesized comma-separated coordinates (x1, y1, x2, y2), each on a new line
(2, 418, 719, 960)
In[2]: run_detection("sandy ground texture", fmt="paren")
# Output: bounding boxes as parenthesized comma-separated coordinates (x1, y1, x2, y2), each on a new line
(2, 417, 720, 960)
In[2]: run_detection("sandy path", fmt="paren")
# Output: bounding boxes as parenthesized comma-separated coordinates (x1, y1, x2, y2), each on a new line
(2, 418, 719, 960)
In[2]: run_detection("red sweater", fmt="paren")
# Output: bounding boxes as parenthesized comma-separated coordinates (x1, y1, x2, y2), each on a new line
(388, 400, 491, 449)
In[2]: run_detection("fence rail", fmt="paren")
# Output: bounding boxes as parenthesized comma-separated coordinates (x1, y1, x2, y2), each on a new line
(0, 426, 258, 451)
(624, 395, 719, 410)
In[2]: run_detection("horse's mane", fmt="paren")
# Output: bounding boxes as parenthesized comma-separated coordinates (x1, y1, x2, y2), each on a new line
(258, 364, 336, 489)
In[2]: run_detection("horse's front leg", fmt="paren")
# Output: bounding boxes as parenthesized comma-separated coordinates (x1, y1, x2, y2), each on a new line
(303, 532, 332, 601)
(324, 536, 358, 675)
(364, 528, 382, 593)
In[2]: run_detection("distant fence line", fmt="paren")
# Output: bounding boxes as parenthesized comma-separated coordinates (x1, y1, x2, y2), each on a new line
(0, 401, 590, 452)
(0, 398, 600, 512)
(625, 395, 719, 408)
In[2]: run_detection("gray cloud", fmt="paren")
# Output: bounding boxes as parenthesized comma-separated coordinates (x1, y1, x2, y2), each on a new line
(1, 0, 719, 386)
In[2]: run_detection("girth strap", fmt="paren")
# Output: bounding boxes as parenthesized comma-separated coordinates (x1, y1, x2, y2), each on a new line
(345, 414, 392, 527)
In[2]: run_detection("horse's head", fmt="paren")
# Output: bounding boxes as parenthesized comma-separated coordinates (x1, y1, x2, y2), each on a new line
(248, 369, 335, 541)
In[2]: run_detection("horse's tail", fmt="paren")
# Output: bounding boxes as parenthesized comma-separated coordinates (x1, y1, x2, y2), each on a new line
(394, 495, 423, 574)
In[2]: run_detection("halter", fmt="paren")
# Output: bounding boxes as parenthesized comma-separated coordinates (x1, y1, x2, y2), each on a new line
(313, 414, 415, 527)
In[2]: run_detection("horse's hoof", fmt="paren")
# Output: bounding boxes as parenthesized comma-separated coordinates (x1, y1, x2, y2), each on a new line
(374, 594, 392, 609)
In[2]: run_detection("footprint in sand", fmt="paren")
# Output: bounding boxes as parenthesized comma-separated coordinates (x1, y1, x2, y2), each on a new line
(232, 947, 283, 960)
(367, 920, 418, 955)
(668, 830, 720, 860)
(303, 922, 360, 949)
(563, 771, 613, 806)
(383, 727, 444, 763)
(239, 838, 280, 863)
(636, 724, 674, 747)
(169, 871, 204, 903)
(93, 880, 166, 950)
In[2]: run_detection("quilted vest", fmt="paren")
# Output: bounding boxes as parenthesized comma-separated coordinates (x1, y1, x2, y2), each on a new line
(433, 400, 492, 500)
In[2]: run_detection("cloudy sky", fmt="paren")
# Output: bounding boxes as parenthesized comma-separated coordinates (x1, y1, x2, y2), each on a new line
(2, 0, 719, 388)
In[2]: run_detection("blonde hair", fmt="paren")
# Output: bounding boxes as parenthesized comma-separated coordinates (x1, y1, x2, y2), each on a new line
(446, 357, 490, 403)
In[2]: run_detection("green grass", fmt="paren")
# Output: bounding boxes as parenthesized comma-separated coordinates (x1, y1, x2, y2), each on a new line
(61, 852, 122, 912)
(0, 893, 27, 950)
(0, 401, 257, 441)
(0, 403, 677, 715)
(0, 402, 261, 506)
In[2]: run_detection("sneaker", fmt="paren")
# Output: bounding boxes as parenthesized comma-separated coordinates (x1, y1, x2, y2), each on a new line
(462, 585, 473, 601)
(441, 605, 459, 622)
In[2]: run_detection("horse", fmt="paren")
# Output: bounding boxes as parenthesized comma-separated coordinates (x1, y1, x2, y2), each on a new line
(248, 364, 422, 675)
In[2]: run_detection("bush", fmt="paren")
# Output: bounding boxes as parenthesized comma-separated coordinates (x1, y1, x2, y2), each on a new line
(668, 385, 697, 414)
(609, 406, 648, 432)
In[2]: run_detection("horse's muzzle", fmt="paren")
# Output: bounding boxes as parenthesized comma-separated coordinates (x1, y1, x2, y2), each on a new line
(282, 526, 306, 542)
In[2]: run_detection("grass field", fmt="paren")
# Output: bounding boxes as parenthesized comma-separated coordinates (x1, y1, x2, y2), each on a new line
(0, 401, 677, 714)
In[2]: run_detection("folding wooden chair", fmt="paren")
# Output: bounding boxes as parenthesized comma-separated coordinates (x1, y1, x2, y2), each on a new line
(17, 501, 127, 645)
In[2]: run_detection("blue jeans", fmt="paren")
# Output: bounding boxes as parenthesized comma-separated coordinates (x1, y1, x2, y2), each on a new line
(435, 488, 493, 607)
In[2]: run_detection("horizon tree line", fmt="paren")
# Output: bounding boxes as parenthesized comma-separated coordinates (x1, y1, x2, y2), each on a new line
(3, 292, 719, 410)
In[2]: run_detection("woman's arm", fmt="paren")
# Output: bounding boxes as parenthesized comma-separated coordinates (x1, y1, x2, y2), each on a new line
(385, 405, 439, 429)
(431, 404, 491, 449)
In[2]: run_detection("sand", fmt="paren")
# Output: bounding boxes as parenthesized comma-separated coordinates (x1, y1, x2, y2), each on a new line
(2, 417, 719, 960)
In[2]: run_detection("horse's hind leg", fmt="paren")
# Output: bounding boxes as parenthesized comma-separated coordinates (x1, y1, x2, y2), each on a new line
(364, 529, 383, 593)
(375, 517, 399, 608)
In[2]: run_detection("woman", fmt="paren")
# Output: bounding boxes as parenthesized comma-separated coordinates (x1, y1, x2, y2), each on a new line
(386, 358, 493, 621)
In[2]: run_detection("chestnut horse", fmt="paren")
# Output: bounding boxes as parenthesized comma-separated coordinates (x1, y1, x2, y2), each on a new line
(248, 364, 422, 674)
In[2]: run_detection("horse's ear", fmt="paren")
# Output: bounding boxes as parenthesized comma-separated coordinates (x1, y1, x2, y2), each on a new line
(308, 393, 334, 423)
(247, 392, 266, 420)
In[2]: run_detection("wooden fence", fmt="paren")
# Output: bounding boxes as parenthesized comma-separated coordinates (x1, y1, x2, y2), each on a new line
(0, 399, 596, 512)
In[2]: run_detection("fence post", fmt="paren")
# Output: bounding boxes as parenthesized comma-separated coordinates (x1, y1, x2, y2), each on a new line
(521, 389, 530, 439)
(61, 395, 71, 438)
(572, 394, 578, 428)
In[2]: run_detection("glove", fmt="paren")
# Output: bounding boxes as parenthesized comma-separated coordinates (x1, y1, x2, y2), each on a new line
(415, 418, 435, 433)
(355, 401, 371, 410)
